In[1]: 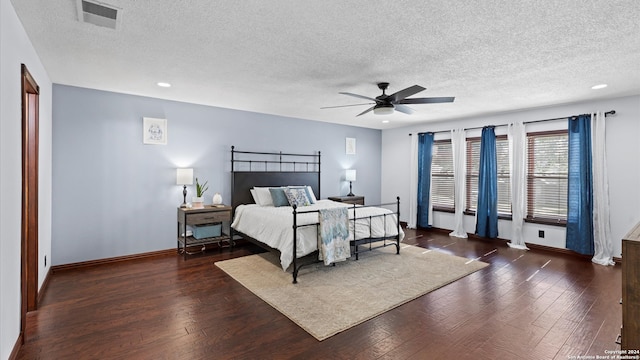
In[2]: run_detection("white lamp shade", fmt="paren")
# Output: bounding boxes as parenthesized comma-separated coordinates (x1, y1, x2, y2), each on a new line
(176, 168, 194, 185)
(345, 169, 356, 182)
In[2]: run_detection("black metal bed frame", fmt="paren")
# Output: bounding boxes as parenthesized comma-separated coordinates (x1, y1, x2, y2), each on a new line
(230, 146, 401, 283)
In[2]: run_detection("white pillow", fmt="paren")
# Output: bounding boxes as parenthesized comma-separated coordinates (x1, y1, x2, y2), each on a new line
(253, 187, 274, 206)
(250, 189, 259, 204)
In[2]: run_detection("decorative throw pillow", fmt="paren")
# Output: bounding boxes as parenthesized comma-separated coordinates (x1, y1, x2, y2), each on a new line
(285, 188, 311, 207)
(286, 185, 316, 204)
(269, 187, 290, 207)
(305, 186, 317, 204)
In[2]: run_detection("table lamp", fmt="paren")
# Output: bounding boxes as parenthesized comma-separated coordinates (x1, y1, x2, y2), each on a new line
(176, 168, 194, 207)
(345, 169, 356, 196)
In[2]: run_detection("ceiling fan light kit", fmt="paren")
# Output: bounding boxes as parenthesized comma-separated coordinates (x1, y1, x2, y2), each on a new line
(327, 82, 455, 117)
(373, 104, 394, 115)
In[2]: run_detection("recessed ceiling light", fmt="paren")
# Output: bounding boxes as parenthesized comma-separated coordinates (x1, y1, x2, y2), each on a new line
(157, 82, 171, 88)
(591, 84, 607, 90)
(382, 120, 390, 123)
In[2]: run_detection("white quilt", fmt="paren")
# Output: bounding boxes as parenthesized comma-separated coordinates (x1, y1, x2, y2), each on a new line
(231, 200, 405, 270)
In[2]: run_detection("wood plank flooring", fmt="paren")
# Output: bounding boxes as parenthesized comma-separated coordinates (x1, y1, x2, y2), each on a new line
(18, 228, 623, 359)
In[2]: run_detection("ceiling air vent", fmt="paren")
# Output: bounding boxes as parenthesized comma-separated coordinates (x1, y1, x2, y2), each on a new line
(76, 0, 121, 30)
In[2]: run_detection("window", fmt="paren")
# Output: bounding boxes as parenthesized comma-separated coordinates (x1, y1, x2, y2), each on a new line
(431, 140, 454, 210)
(466, 135, 511, 215)
(526, 130, 568, 223)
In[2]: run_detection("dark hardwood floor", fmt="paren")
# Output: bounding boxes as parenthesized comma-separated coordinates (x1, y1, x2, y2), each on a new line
(19, 228, 623, 359)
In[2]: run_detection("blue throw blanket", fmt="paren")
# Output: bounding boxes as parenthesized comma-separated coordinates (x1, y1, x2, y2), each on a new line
(318, 207, 351, 265)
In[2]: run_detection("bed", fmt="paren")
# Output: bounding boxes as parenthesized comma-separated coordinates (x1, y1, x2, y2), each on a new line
(230, 146, 404, 283)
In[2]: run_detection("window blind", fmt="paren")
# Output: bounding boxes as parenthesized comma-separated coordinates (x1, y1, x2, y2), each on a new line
(431, 140, 454, 209)
(526, 130, 568, 222)
(466, 136, 511, 214)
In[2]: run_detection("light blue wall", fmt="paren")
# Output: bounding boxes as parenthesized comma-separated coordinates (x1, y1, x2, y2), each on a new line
(52, 85, 382, 265)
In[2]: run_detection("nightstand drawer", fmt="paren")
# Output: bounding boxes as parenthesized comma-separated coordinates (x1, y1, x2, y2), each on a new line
(188, 211, 230, 225)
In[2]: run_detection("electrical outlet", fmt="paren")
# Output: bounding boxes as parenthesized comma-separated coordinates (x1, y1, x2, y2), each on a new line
(538, 230, 545, 238)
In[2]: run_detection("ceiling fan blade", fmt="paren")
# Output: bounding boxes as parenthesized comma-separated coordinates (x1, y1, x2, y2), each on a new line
(320, 102, 374, 109)
(394, 104, 414, 115)
(356, 105, 376, 117)
(398, 97, 455, 104)
(339, 92, 379, 102)
(388, 85, 426, 103)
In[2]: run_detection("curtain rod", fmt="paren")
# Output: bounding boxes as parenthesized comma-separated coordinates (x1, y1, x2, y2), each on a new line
(409, 110, 616, 136)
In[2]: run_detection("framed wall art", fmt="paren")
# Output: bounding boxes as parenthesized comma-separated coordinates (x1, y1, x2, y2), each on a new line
(143, 117, 167, 145)
(346, 137, 356, 155)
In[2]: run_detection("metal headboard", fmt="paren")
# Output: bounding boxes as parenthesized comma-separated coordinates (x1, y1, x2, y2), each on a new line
(230, 146, 321, 211)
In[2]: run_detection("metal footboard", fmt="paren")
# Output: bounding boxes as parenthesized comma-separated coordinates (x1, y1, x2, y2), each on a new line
(291, 197, 401, 284)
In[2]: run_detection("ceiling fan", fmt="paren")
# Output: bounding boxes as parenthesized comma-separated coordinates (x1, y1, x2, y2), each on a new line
(322, 82, 455, 116)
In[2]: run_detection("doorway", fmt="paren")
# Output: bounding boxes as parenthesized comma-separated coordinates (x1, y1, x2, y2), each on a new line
(21, 64, 39, 341)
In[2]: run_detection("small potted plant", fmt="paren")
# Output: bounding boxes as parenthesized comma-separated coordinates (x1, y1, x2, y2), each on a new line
(192, 178, 208, 209)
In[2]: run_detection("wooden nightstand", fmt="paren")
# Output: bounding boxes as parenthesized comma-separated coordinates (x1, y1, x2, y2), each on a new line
(177, 205, 233, 259)
(328, 195, 364, 205)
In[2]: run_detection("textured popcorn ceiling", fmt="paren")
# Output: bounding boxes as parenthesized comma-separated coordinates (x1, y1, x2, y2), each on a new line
(10, 0, 640, 129)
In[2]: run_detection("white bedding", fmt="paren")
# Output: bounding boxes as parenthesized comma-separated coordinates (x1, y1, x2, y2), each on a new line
(231, 199, 405, 270)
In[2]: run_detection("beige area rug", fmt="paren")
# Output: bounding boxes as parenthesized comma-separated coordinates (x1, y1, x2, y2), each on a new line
(214, 245, 488, 341)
